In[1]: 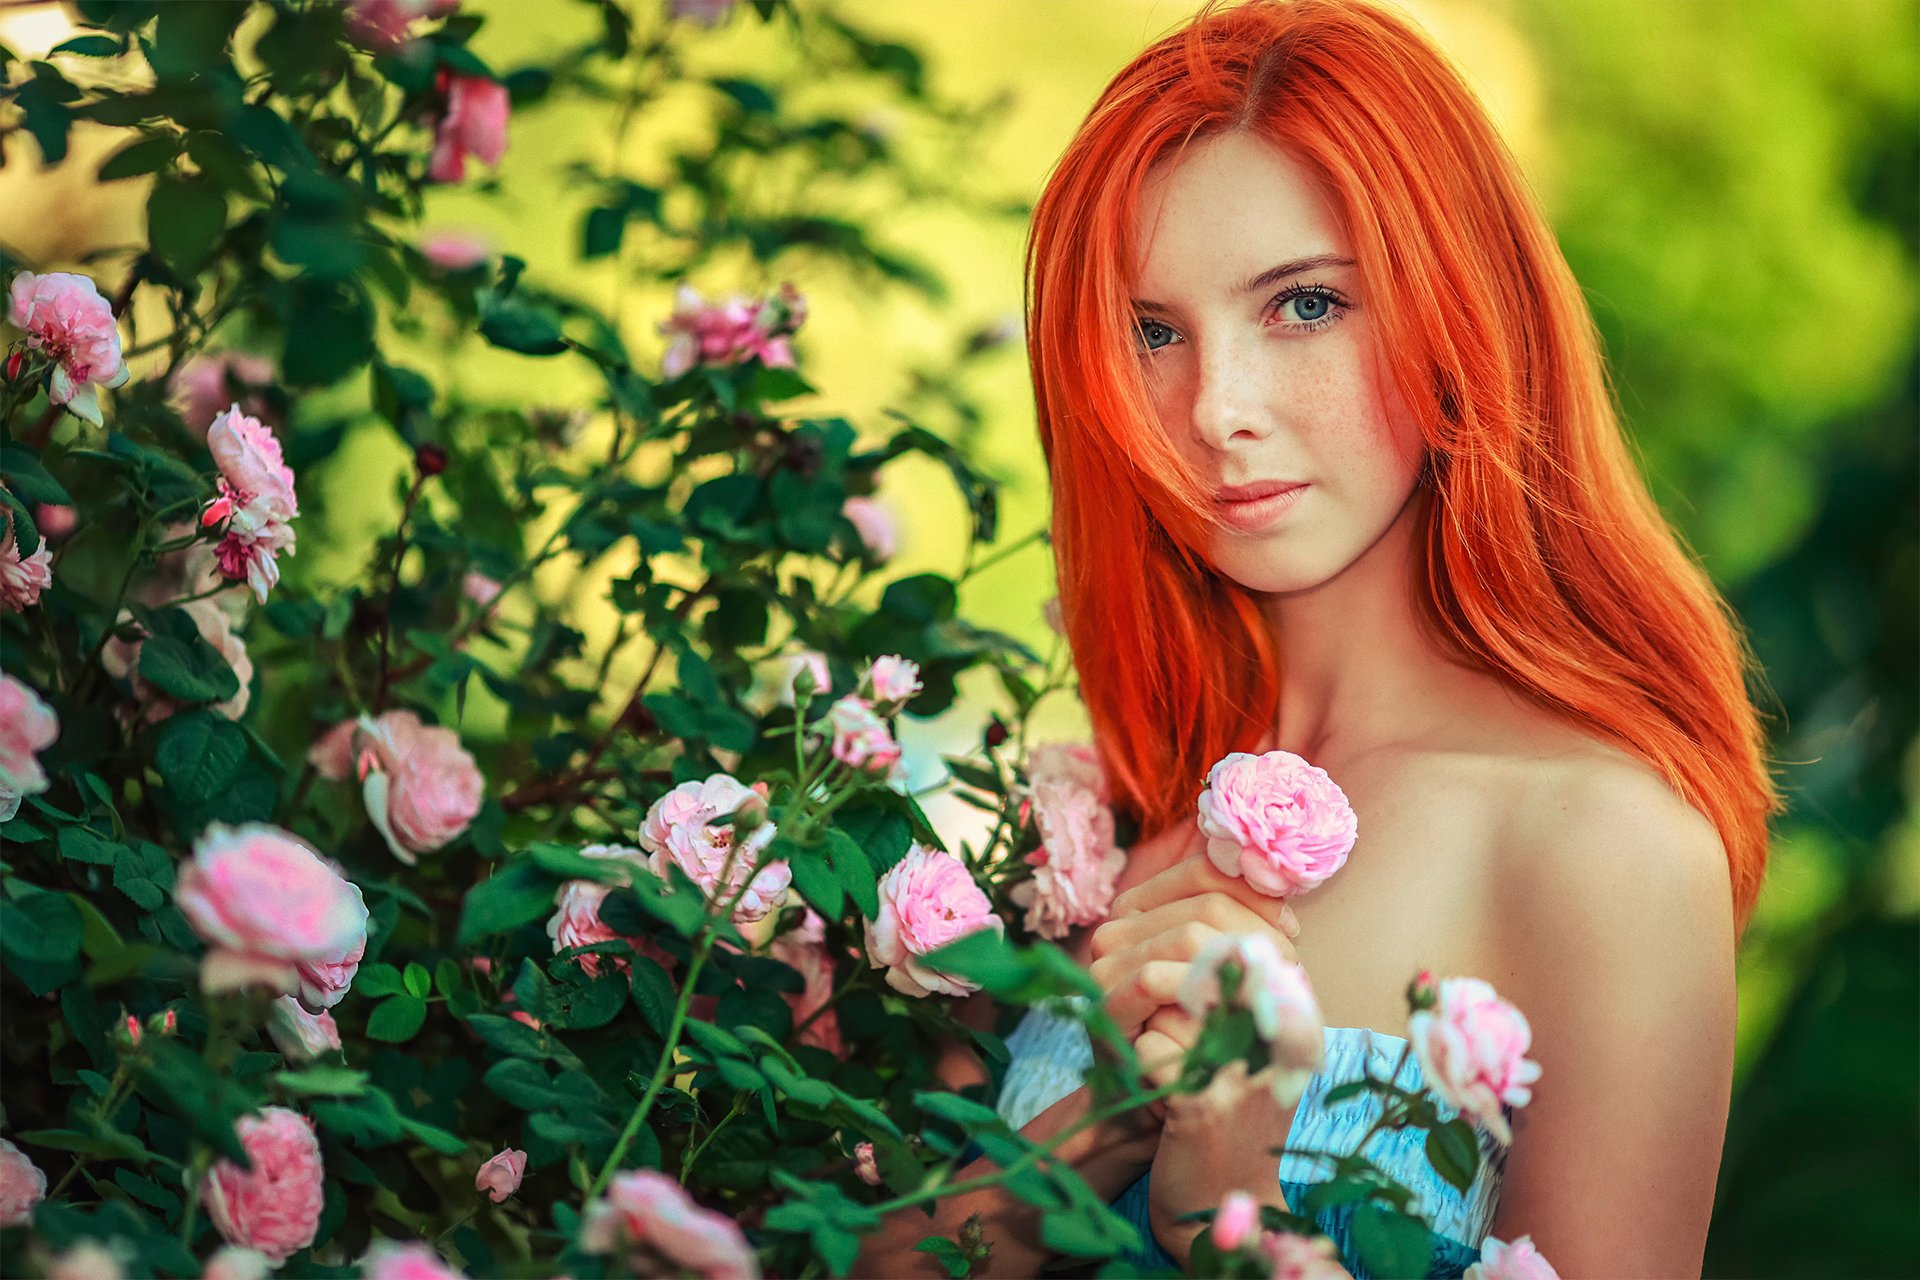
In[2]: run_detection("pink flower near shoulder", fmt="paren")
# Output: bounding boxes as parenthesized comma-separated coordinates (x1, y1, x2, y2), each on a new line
(169, 351, 276, 438)
(864, 844, 1003, 999)
(267, 995, 342, 1060)
(1010, 776, 1126, 940)
(1178, 933, 1325, 1104)
(202, 1107, 324, 1264)
(1408, 977, 1541, 1146)
(360, 1240, 467, 1279)
(7, 270, 129, 426)
(100, 599, 254, 726)
(861, 655, 921, 708)
(0, 674, 59, 823)
(0, 1136, 47, 1227)
(474, 1147, 526, 1203)
(0, 516, 53, 613)
(351, 710, 485, 863)
(1197, 750, 1356, 899)
(200, 1247, 273, 1280)
(769, 909, 845, 1058)
(1211, 1189, 1259, 1251)
(827, 695, 902, 781)
(852, 1142, 881, 1187)
(638, 774, 790, 924)
(839, 496, 895, 562)
(1257, 1231, 1346, 1280)
(174, 823, 369, 1009)
(1466, 1235, 1560, 1280)
(579, 1168, 760, 1279)
(429, 74, 509, 184)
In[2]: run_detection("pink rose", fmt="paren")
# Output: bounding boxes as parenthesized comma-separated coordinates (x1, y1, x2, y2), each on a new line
(657, 282, 797, 379)
(769, 909, 844, 1058)
(861, 655, 921, 707)
(33, 503, 75, 540)
(1009, 778, 1125, 940)
(864, 844, 1003, 998)
(7, 270, 129, 426)
(100, 598, 254, 725)
(638, 773, 790, 924)
(201, 1247, 273, 1280)
(474, 1147, 526, 1203)
(428, 74, 509, 184)
(1197, 750, 1356, 899)
(350, 710, 485, 863)
(200, 405, 298, 605)
(420, 230, 492, 271)
(307, 718, 357, 782)
(1257, 1231, 1346, 1280)
(174, 823, 369, 1009)
(775, 650, 830, 706)
(344, 0, 457, 51)
(1466, 1235, 1561, 1280)
(202, 1107, 324, 1264)
(267, 995, 342, 1061)
(0, 515, 53, 612)
(360, 1241, 466, 1280)
(839, 496, 896, 562)
(169, 351, 277, 438)
(1211, 1189, 1259, 1251)
(1178, 933, 1325, 1104)
(827, 695, 902, 781)
(852, 1142, 881, 1187)
(0, 674, 58, 823)
(546, 880, 630, 978)
(1408, 977, 1541, 1146)
(0, 1136, 47, 1227)
(461, 570, 502, 609)
(46, 1241, 125, 1280)
(579, 1168, 760, 1279)
(1027, 741, 1109, 800)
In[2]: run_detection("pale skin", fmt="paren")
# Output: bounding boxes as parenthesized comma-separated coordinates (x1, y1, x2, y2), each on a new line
(857, 129, 1736, 1279)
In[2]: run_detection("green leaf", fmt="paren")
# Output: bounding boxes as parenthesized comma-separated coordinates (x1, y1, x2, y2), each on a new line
(464, 1014, 553, 1060)
(0, 446, 73, 505)
(356, 962, 406, 998)
(1425, 1119, 1481, 1193)
(457, 860, 560, 945)
(628, 955, 675, 1036)
(403, 962, 431, 999)
(785, 844, 843, 919)
(365, 996, 427, 1042)
(479, 295, 567, 355)
(147, 174, 226, 275)
(482, 1058, 571, 1111)
(274, 1067, 369, 1096)
(826, 827, 880, 918)
(1350, 1202, 1432, 1280)
(0, 889, 83, 967)
(97, 134, 178, 181)
(111, 841, 173, 910)
(913, 1237, 971, 1278)
(281, 278, 374, 387)
(152, 711, 248, 805)
(57, 827, 121, 866)
(138, 630, 241, 703)
(397, 1115, 467, 1156)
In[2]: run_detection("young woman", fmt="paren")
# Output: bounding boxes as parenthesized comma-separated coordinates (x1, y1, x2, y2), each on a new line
(858, 1, 1780, 1275)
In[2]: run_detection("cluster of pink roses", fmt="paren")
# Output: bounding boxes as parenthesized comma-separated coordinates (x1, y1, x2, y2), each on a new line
(0, 505, 53, 612)
(308, 710, 486, 864)
(579, 1168, 760, 1278)
(0, 673, 59, 823)
(639, 773, 791, 923)
(0, 1136, 47, 1228)
(657, 281, 805, 380)
(198, 405, 301, 604)
(6, 270, 128, 427)
(1008, 742, 1128, 940)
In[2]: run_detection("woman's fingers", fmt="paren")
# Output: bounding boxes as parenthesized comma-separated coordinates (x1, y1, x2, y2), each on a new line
(1111, 852, 1297, 935)
(1105, 959, 1191, 1038)
(1091, 892, 1299, 973)
(1132, 1027, 1188, 1090)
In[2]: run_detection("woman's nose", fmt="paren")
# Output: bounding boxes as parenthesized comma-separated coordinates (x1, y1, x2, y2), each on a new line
(1188, 341, 1275, 451)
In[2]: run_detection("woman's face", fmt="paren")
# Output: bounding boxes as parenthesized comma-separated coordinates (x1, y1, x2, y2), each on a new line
(1128, 130, 1427, 595)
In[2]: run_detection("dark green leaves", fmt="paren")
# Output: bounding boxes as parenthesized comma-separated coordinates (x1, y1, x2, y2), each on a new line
(152, 711, 248, 806)
(146, 175, 226, 276)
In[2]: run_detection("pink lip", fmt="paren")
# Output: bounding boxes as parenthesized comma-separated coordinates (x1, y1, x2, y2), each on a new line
(1215, 481, 1309, 533)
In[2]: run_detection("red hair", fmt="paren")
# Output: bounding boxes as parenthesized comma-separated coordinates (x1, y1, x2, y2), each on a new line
(1024, 0, 1781, 935)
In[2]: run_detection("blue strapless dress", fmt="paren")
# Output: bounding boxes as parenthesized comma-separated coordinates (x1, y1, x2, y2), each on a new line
(994, 998, 1509, 1278)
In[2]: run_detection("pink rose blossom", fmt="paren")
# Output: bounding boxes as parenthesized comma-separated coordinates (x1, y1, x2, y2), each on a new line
(864, 844, 1003, 998)
(769, 909, 845, 1058)
(0, 515, 53, 612)
(428, 74, 509, 184)
(461, 570, 502, 609)
(1197, 750, 1356, 899)
(579, 1168, 760, 1279)
(200, 405, 299, 604)
(7, 270, 129, 426)
(657, 282, 798, 379)
(201, 1247, 272, 1280)
(420, 230, 492, 272)
(349, 710, 485, 863)
(840, 496, 896, 562)
(169, 351, 276, 438)
(1027, 742, 1109, 800)
(474, 1147, 526, 1203)
(307, 718, 358, 782)
(827, 695, 902, 782)
(1466, 1235, 1561, 1280)
(1408, 977, 1541, 1146)
(174, 823, 369, 1009)
(861, 655, 921, 707)
(101, 599, 254, 725)
(1257, 1231, 1345, 1280)
(46, 1241, 125, 1280)
(1009, 778, 1125, 940)
(0, 674, 58, 823)
(0, 1136, 47, 1227)
(1178, 933, 1325, 1105)
(202, 1107, 324, 1264)
(344, 0, 457, 53)
(267, 995, 342, 1061)
(545, 880, 631, 978)
(775, 650, 830, 706)
(1211, 1189, 1259, 1251)
(33, 503, 75, 540)
(638, 773, 790, 924)
(360, 1241, 466, 1280)
(852, 1142, 881, 1187)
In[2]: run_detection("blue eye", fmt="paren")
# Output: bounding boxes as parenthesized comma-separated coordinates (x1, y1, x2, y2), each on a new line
(1135, 318, 1177, 354)
(1131, 282, 1351, 356)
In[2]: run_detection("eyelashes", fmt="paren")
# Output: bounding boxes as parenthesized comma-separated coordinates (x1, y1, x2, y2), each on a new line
(1132, 283, 1353, 356)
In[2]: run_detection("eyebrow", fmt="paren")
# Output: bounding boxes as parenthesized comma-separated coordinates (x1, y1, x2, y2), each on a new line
(1132, 254, 1356, 315)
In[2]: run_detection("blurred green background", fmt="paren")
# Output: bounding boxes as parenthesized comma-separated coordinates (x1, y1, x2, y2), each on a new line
(5, 0, 1912, 1273)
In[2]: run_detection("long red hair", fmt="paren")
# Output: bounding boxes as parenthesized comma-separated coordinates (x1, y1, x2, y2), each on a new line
(1024, 0, 1781, 935)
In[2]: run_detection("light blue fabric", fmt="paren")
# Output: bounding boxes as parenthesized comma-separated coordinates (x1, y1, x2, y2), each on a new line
(995, 998, 1508, 1278)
